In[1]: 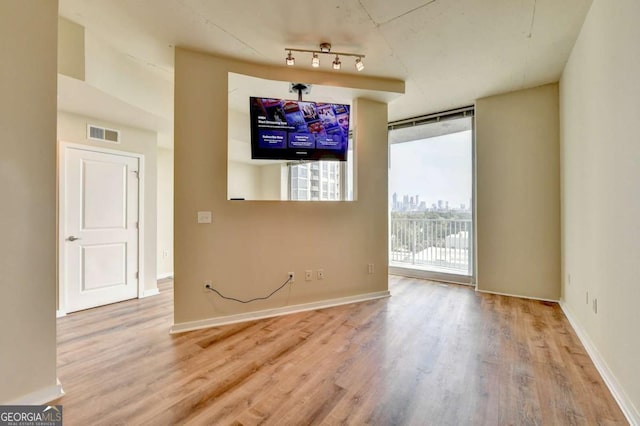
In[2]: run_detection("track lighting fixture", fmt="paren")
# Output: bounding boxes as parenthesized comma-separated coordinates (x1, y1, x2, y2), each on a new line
(332, 55, 341, 70)
(284, 43, 365, 71)
(286, 51, 295, 66)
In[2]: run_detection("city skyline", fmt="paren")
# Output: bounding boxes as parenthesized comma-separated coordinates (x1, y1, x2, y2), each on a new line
(389, 130, 472, 209)
(391, 192, 471, 212)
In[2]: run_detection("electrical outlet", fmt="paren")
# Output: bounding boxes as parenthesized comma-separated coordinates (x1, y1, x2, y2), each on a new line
(163, 249, 169, 259)
(197, 211, 212, 224)
(305, 270, 313, 281)
(203, 280, 212, 292)
(317, 269, 325, 280)
(368, 263, 374, 274)
(288, 272, 295, 283)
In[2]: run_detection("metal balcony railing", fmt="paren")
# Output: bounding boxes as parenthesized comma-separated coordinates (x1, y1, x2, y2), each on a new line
(390, 216, 472, 275)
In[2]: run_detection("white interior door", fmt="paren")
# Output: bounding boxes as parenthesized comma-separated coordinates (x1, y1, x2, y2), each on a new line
(62, 147, 140, 313)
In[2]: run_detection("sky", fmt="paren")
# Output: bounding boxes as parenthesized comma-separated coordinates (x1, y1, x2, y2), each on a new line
(389, 130, 472, 209)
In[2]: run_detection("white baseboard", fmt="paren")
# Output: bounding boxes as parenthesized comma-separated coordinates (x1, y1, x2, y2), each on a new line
(157, 272, 173, 280)
(140, 288, 160, 298)
(476, 288, 558, 303)
(56, 310, 66, 318)
(5, 379, 65, 405)
(170, 290, 391, 334)
(560, 301, 640, 425)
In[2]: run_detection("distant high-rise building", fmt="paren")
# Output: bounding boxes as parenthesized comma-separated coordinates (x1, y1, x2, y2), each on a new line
(290, 161, 341, 201)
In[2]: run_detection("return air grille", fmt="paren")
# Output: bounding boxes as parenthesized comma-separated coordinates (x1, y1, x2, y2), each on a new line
(87, 124, 120, 143)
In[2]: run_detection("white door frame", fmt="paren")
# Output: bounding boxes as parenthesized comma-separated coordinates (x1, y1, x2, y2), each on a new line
(58, 141, 145, 316)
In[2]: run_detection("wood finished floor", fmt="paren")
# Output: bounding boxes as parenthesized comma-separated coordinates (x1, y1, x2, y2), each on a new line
(54, 276, 627, 425)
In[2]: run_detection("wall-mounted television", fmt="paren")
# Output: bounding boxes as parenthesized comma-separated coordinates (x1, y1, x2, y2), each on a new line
(250, 97, 350, 161)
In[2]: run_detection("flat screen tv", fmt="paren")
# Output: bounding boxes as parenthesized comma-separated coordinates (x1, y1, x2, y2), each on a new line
(250, 97, 350, 161)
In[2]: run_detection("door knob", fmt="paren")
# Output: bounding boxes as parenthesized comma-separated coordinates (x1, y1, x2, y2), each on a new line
(67, 236, 81, 241)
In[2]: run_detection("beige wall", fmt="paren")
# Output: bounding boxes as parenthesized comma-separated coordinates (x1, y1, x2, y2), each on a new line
(0, 0, 58, 403)
(560, 0, 640, 417)
(174, 48, 396, 325)
(260, 164, 285, 200)
(58, 17, 85, 81)
(227, 162, 285, 201)
(157, 147, 174, 278)
(227, 161, 261, 200)
(58, 111, 158, 293)
(476, 84, 560, 300)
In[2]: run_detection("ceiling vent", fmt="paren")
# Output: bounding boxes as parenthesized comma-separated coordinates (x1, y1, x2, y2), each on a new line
(87, 124, 120, 144)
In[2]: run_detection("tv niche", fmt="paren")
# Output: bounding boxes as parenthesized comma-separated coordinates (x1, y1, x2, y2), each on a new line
(250, 97, 350, 161)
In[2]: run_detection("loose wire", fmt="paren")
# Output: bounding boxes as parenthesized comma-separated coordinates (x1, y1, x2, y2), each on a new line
(205, 276, 293, 303)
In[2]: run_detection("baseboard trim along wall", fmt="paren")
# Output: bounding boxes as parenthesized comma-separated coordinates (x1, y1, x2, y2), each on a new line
(141, 288, 160, 298)
(157, 273, 173, 280)
(170, 290, 391, 334)
(56, 310, 66, 318)
(560, 301, 640, 425)
(5, 379, 64, 405)
(475, 289, 559, 303)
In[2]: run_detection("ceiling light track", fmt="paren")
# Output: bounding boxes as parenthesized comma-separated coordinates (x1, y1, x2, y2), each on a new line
(285, 43, 365, 71)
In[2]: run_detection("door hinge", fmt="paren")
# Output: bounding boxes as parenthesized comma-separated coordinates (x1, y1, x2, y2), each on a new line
(135, 222, 139, 229)
(132, 170, 139, 178)
(135, 272, 139, 279)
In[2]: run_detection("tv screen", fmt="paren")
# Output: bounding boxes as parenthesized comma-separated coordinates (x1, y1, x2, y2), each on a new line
(250, 97, 350, 161)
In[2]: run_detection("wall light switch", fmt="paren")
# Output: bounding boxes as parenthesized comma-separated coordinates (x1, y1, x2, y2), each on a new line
(197, 211, 212, 224)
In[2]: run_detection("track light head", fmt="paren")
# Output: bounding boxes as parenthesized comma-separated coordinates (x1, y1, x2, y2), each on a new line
(355, 57, 364, 72)
(286, 51, 295, 66)
(311, 53, 320, 68)
(332, 55, 341, 70)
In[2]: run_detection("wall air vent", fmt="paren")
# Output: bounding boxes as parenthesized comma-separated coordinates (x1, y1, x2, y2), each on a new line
(87, 124, 120, 144)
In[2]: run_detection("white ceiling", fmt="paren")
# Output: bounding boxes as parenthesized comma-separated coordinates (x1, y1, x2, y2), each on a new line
(59, 0, 592, 122)
(58, 74, 172, 133)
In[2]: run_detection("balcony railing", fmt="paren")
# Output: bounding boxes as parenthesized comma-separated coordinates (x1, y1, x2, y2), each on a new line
(390, 216, 472, 276)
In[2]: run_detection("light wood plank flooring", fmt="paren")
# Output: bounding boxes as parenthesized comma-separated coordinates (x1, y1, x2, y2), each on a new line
(54, 276, 627, 425)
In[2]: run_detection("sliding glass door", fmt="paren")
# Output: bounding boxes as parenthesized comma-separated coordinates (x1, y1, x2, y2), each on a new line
(389, 110, 474, 284)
